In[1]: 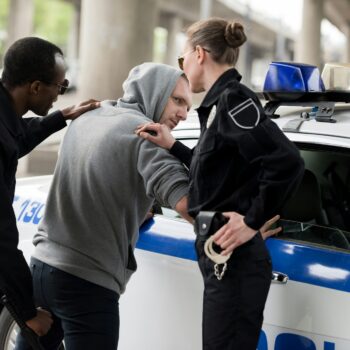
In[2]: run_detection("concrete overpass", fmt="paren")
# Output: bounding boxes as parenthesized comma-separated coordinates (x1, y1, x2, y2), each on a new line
(4, 0, 296, 99)
(5, 0, 350, 100)
(75, 0, 289, 99)
(297, 0, 350, 68)
(4, 0, 350, 175)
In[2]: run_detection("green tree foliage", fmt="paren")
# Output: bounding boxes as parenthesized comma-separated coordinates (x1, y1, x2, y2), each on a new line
(34, 0, 73, 53)
(0, 0, 9, 59)
(0, 0, 73, 61)
(0, 0, 9, 29)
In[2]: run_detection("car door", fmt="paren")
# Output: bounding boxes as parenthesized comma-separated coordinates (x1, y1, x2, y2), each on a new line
(260, 141, 350, 350)
(261, 222, 350, 350)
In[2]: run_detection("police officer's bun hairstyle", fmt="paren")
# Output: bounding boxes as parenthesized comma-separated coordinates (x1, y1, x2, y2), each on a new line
(1, 37, 63, 89)
(224, 22, 246, 48)
(186, 18, 246, 66)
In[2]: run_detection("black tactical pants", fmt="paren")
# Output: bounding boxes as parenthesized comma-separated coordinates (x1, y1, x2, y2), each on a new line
(195, 232, 272, 350)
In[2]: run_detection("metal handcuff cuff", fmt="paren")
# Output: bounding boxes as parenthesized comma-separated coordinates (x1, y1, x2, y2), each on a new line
(194, 211, 232, 280)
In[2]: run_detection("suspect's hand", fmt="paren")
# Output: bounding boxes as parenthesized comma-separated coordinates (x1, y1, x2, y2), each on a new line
(260, 215, 282, 240)
(135, 123, 176, 150)
(61, 99, 100, 120)
(213, 212, 256, 256)
(25, 308, 53, 336)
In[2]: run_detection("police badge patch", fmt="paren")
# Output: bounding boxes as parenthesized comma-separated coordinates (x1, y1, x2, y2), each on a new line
(228, 98, 260, 129)
(206, 105, 217, 128)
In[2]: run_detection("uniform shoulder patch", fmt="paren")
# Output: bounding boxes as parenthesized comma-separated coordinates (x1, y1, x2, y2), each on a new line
(228, 98, 260, 129)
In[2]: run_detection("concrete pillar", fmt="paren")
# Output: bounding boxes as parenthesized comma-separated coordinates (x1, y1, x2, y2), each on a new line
(65, 3, 81, 89)
(164, 15, 183, 67)
(296, 0, 324, 68)
(275, 21, 288, 61)
(5, 0, 34, 176)
(200, 0, 212, 19)
(346, 24, 350, 62)
(67, 3, 81, 62)
(78, 0, 158, 100)
(5, 0, 34, 50)
(236, 2, 252, 87)
(236, 42, 252, 87)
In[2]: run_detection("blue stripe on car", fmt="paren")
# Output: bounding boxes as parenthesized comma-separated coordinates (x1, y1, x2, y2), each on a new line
(138, 217, 350, 293)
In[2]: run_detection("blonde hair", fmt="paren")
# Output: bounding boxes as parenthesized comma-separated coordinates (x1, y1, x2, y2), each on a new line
(186, 18, 246, 66)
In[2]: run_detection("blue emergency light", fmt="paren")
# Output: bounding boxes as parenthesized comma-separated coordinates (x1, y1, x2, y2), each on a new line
(263, 62, 325, 92)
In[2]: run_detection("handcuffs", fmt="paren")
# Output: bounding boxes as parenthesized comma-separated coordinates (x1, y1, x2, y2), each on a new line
(194, 211, 232, 280)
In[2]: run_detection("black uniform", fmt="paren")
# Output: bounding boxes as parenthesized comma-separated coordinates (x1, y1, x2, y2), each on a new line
(170, 69, 304, 350)
(0, 82, 66, 321)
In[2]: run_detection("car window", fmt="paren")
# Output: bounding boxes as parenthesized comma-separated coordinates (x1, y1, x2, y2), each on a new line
(276, 219, 350, 251)
(278, 144, 350, 252)
(157, 137, 350, 252)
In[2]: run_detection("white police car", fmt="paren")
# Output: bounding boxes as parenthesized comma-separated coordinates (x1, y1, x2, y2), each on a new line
(0, 63, 349, 350)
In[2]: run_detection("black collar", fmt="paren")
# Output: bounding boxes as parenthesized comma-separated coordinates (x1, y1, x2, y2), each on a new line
(0, 81, 23, 137)
(199, 68, 242, 109)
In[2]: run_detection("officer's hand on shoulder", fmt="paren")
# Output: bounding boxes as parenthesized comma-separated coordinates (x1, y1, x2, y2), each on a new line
(136, 123, 175, 150)
(61, 99, 100, 120)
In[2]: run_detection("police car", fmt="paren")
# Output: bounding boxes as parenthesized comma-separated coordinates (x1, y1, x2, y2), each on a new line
(0, 63, 349, 350)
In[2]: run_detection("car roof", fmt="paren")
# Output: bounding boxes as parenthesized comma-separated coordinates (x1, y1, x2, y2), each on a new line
(173, 104, 350, 149)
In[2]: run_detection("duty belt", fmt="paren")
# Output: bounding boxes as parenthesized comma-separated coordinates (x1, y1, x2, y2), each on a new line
(194, 211, 231, 280)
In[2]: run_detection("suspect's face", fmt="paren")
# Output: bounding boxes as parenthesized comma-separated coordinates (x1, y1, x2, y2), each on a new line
(159, 76, 192, 130)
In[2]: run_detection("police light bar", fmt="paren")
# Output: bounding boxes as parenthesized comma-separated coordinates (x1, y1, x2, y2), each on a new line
(263, 62, 325, 92)
(259, 62, 350, 123)
(321, 63, 350, 91)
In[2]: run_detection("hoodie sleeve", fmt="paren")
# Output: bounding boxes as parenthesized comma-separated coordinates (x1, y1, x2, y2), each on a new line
(137, 139, 189, 209)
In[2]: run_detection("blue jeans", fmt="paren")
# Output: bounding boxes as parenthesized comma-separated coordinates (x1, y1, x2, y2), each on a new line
(15, 258, 120, 350)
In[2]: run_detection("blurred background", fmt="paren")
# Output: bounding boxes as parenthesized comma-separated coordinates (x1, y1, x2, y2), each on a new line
(0, 0, 349, 176)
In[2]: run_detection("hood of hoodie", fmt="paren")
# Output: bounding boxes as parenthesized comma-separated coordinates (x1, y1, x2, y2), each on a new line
(117, 62, 183, 123)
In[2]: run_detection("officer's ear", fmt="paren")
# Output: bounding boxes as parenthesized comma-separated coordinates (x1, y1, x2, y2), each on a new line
(29, 80, 41, 95)
(195, 45, 206, 65)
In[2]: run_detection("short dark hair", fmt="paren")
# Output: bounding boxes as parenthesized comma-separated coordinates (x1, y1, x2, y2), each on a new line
(1, 37, 64, 88)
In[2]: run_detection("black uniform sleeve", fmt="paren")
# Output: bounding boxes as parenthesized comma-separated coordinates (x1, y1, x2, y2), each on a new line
(18, 110, 67, 158)
(223, 89, 304, 230)
(0, 153, 36, 321)
(240, 119, 305, 230)
(169, 141, 193, 168)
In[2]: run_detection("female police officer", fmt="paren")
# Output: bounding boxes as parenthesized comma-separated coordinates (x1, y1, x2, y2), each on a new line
(137, 18, 304, 350)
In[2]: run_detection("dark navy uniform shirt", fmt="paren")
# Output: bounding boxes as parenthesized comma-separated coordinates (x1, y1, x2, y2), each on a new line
(170, 68, 304, 230)
(0, 81, 66, 320)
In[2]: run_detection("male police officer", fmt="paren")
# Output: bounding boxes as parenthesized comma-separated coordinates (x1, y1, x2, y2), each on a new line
(0, 37, 98, 337)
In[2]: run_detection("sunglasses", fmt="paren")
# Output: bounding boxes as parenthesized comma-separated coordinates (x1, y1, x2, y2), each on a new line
(178, 50, 194, 70)
(42, 79, 69, 95)
(177, 48, 211, 70)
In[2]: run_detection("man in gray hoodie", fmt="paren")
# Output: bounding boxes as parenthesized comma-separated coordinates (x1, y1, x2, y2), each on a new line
(15, 63, 192, 350)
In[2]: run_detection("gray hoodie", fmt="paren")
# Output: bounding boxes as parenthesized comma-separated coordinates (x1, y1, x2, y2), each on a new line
(33, 63, 189, 294)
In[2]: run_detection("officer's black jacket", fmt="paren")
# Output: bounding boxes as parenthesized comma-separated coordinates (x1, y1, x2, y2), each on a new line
(0, 81, 66, 320)
(170, 68, 304, 230)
